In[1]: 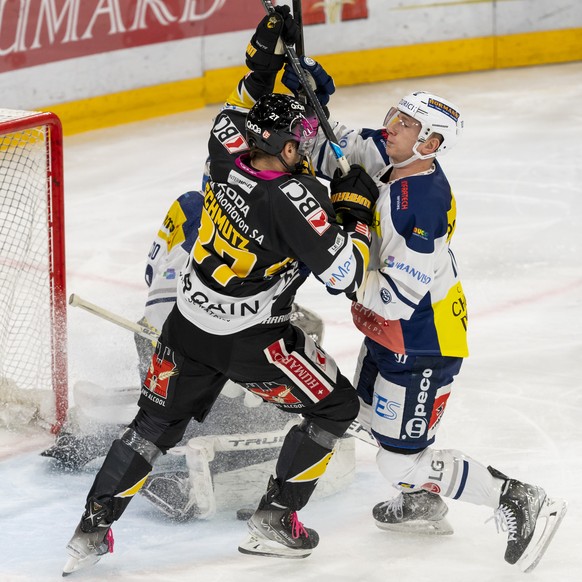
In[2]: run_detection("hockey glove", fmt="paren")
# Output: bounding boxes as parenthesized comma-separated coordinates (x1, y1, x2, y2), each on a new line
(330, 165, 379, 226)
(282, 56, 336, 107)
(246, 5, 300, 73)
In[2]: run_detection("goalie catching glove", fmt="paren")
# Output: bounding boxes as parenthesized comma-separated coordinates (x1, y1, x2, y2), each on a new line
(246, 5, 300, 73)
(330, 164, 379, 226)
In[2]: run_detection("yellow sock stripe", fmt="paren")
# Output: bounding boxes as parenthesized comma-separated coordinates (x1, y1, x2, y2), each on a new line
(286, 452, 334, 483)
(115, 474, 150, 499)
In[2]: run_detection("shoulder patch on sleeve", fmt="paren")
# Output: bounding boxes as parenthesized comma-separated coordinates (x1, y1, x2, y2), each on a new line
(390, 176, 449, 254)
(212, 112, 249, 154)
(279, 178, 331, 236)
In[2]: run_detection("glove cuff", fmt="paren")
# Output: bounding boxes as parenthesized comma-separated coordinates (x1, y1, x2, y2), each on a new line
(246, 39, 286, 73)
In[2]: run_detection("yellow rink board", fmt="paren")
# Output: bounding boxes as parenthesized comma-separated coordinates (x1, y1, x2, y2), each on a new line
(45, 28, 582, 135)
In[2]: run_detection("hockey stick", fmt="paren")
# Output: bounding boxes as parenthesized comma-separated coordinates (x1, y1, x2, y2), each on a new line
(68, 293, 158, 342)
(292, 0, 304, 56)
(69, 293, 377, 446)
(261, 0, 350, 175)
(346, 419, 378, 447)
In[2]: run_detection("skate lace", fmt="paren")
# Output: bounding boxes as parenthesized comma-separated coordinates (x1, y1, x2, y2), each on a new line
(105, 529, 115, 553)
(488, 505, 517, 542)
(289, 512, 309, 540)
(379, 495, 404, 519)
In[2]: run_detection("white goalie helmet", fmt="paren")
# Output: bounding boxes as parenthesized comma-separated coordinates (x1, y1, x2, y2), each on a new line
(384, 90, 463, 166)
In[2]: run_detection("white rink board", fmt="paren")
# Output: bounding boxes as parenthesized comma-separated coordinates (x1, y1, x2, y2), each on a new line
(1, 0, 581, 110)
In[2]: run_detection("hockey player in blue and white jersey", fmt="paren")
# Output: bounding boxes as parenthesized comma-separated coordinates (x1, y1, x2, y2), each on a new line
(283, 61, 566, 572)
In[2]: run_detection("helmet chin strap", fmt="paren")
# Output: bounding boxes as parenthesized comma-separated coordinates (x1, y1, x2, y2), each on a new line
(277, 153, 294, 172)
(277, 153, 310, 174)
(390, 142, 437, 169)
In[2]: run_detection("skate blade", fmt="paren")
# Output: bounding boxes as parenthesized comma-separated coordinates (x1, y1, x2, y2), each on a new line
(517, 497, 567, 574)
(238, 534, 312, 559)
(374, 516, 454, 536)
(62, 552, 103, 576)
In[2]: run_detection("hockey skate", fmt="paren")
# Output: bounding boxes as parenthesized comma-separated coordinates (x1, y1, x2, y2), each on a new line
(63, 522, 113, 576)
(238, 478, 319, 558)
(488, 467, 567, 573)
(62, 500, 114, 576)
(373, 489, 454, 535)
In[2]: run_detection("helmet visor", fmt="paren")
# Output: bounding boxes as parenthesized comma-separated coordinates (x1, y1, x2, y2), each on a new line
(383, 107, 421, 132)
(293, 114, 319, 157)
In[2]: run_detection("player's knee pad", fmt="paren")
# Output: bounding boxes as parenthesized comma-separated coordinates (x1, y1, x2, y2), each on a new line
(298, 418, 340, 450)
(120, 427, 163, 463)
(129, 409, 191, 452)
(376, 446, 501, 506)
(376, 446, 424, 487)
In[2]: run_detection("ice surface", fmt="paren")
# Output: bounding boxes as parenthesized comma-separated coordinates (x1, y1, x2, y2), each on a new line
(1, 62, 581, 581)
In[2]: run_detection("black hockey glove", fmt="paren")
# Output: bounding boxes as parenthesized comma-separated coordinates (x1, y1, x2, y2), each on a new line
(245, 5, 300, 73)
(282, 56, 336, 107)
(330, 164, 379, 226)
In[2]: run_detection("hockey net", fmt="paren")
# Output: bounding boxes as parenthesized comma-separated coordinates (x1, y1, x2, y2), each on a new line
(0, 109, 67, 434)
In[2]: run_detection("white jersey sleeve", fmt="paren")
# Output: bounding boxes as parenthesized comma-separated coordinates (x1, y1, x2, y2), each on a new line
(312, 118, 390, 180)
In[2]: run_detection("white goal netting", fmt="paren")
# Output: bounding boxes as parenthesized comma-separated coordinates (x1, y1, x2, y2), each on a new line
(0, 109, 67, 431)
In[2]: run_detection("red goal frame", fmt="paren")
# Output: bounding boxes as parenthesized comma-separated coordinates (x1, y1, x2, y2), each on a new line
(0, 111, 68, 433)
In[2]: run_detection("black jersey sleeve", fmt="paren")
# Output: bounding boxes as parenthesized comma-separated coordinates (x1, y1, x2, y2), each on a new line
(271, 175, 371, 297)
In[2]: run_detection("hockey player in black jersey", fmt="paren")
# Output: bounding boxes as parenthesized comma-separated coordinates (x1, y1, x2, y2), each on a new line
(62, 6, 379, 575)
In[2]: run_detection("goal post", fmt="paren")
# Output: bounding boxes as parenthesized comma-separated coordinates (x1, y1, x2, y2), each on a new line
(0, 109, 68, 434)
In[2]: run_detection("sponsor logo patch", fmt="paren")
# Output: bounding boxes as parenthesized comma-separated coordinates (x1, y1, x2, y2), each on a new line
(280, 178, 330, 235)
(247, 384, 301, 405)
(380, 288, 392, 303)
(308, 209, 331, 235)
(213, 114, 248, 154)
(328, 232, 345, 255)
(227, 170, 256, 194)
(143, 348, 178, 401)
(421, 482, 442, 494)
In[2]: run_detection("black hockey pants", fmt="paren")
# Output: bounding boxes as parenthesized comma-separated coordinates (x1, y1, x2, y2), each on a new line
(83, 305, 358, 520)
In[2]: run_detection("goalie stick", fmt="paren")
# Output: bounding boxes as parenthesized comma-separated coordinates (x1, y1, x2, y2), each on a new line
(68, 293, 376, 446)
(68, 293, 158, 342)
(261, 0, 350, 175)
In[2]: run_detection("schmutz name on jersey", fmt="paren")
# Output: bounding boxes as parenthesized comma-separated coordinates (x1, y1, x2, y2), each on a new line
(211, 182, 265, 243)
(181, 273, 260, 319)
